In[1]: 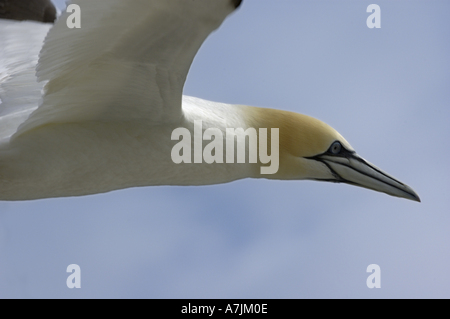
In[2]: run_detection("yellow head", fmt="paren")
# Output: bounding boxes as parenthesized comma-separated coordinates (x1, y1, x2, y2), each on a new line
(244, 106, 420, 202)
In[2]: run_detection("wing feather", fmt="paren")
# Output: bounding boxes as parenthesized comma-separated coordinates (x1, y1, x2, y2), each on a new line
(0, 20, 51, 142)
(15, 0, 238, 136)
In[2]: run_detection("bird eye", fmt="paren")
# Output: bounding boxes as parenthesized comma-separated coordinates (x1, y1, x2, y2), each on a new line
(329, 141, 342, 155)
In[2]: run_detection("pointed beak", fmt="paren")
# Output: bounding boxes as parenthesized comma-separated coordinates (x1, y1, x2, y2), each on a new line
(316, 153, 421, 202)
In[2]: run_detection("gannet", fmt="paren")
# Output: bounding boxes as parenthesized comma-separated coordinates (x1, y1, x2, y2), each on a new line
(0, 0, 420, 202)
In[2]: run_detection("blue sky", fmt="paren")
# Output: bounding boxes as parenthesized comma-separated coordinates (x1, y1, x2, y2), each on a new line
(0, 0, 449, 298)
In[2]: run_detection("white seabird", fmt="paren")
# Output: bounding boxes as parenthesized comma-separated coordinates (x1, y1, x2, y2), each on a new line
(0, 0, 420, 202)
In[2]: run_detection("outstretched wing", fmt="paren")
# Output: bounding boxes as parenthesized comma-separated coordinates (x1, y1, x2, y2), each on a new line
(0, 19, 52, 142)
(14, 0, 240, 137)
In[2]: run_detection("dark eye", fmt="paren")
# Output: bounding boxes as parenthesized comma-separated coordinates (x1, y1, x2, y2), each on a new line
(329, 141, 342, 155)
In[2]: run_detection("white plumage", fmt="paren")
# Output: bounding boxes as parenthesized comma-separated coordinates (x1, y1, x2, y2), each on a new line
(0, 0, 419, 202)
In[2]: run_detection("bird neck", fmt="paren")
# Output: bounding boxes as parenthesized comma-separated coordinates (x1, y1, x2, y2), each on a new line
(180, 96, 286, 180)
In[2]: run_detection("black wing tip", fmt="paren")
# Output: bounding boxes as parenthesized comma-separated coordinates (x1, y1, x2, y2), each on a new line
(0, 0, 57, 23)
(232, 0, 243, 10)
(43, 1, 57, 23)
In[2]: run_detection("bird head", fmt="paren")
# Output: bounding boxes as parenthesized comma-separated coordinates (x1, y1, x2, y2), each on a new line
(247, 107, 420, 202)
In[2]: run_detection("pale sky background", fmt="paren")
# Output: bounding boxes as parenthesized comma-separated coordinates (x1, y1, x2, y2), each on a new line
(0, 0, 449, 298)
